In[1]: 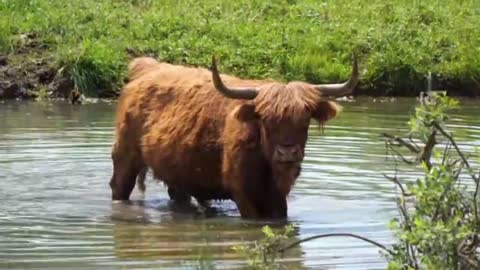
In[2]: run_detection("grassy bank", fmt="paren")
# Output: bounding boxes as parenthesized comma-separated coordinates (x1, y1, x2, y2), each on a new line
(1, 0, 479, 98)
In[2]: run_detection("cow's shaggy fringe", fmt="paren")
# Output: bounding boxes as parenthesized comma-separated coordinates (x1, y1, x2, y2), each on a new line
(254, 82, 320, 122)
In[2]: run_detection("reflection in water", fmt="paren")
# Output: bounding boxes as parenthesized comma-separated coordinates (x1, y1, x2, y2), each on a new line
(110, 201, 305, 269)
(0, 98, 479, 269)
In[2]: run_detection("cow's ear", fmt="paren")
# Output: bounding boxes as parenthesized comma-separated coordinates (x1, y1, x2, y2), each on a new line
(234, 104, 258, 122)
(312, 101, 342, 124)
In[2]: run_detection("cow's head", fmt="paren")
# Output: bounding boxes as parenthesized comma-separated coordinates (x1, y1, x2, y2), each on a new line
(212, 56, 358, 194)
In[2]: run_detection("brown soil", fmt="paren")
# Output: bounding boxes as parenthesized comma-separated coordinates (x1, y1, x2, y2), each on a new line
(0, 34, 73, 100)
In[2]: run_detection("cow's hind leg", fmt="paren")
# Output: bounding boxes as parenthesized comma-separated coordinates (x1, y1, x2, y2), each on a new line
(167, 187, 191, 203)
(110, 149, 143, 200)
(136, 167, 147, 194)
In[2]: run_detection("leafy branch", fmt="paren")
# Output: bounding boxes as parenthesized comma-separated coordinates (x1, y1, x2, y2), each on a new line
(383, 91, 480, 269)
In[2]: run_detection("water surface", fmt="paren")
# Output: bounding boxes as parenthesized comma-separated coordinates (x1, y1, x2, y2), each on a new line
(1, 98, 479, 269)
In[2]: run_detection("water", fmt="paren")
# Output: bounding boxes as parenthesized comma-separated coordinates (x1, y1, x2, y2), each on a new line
(0, 98, 479, 269)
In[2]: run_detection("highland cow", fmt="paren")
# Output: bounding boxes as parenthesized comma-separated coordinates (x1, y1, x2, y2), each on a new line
(110, 55, 359, 218)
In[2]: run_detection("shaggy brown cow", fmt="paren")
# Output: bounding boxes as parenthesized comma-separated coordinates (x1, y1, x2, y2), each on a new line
(110, 55, 359, 219)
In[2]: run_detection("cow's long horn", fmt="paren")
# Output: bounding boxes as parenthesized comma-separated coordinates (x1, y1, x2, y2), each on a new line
(312, 57, 359, 97)
(210, 56, 259, 100)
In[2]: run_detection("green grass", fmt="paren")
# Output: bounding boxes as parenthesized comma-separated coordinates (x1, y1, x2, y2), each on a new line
(1, 0, 479, 97)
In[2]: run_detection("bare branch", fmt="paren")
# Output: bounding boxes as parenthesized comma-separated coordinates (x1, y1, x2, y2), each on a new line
(433, 122, 475, 179)
(397, 198, 411, 229)
(409, 245, 419, 269)
(278, 233, 393, 256)
(457, 234, 480, 268)
(389, 157, 413, 232)
(382, 133, 421, 153)
(389, 147, 416, 164)
(441, 141, 451, 165)
(474, 182, 480, 229)
(384, 174, 412, 197)
(408, 134, 420, 150)
(417, 130, 437, 170)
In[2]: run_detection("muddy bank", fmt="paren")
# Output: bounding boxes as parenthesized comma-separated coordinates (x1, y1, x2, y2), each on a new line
(0, 52, 73, 100)
(0, 49, 478, 100)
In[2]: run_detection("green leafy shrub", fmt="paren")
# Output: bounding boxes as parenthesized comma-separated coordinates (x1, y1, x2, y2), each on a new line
(384, 92, 480, 269)
(233, 225, 295, 270)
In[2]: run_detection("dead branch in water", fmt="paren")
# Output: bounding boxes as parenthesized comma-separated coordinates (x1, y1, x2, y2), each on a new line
(278, 233, 394, 256)
(381, 133, 420, 153)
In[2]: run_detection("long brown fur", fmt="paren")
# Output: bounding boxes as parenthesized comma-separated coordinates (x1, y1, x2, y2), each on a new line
(255, 82, 321, 122)
(110, 57, 341, 218)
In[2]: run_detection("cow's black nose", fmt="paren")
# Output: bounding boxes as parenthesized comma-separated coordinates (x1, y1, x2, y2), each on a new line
(274, 145, 303, 163)
(277, 145, 299, 155)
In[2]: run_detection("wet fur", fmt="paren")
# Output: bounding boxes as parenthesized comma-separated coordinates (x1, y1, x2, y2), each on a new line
(110, 57, 340, 218)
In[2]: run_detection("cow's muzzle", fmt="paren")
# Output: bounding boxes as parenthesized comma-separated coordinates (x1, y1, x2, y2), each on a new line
(273, 144, 303, 163)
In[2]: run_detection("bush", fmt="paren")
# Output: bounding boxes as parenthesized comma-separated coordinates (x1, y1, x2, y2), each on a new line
(384, 92, 480, 269)
(233, 225, 295, 270)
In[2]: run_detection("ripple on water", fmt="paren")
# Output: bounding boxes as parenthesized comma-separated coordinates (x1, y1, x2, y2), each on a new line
(1, 98, 479, 269)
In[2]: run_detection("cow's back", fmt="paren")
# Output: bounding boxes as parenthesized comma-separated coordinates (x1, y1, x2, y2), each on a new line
(114, 58, 254, 200)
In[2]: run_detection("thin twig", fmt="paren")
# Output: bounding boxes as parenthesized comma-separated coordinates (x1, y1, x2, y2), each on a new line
(390, 158, 412, 232)
(397, 198, 411, 230)
(384, 174, 411, 196)
(382, 133, 420, 153)
(474, 180, 480, 228)
(458, 234, 480, 268)
(389, 146, 416, 164)
(408, 134, 420, 150)
(387, 137, 418, 268)
(388, 159, 414, 250)
(386, 140, 409, 160)
(433, 122, 472, 174)
(442, 141, 451, 165)
(449, 158, 462, 168)
(278, 233, 393, 256)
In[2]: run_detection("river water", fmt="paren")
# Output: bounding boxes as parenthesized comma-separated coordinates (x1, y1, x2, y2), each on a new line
(0, 98, 479, 269)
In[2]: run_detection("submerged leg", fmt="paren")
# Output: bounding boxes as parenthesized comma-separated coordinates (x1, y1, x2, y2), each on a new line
(260, 192, 287, 219)
(167, 187, 191, 203)
(136, 167, 148, 194)
(110, 148, 143, 200)
(233, 192, 261, 219)
(196, 199, 211, 208)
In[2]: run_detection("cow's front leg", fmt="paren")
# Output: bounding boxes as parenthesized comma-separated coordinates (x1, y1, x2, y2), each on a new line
(261, 192, 287, 219)
(233, 192, 261, 219)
